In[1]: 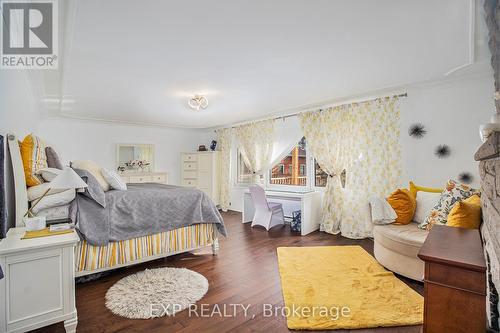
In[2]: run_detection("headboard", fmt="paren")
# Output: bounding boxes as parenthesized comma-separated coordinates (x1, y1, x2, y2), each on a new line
(7, 134, 28, 228)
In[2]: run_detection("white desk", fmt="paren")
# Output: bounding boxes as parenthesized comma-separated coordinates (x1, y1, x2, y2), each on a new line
(243, 190, 322, 236)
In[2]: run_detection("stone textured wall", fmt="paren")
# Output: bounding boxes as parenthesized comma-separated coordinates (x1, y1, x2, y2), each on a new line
(484, 0, 500, 111)
(475, 132, 500, 331)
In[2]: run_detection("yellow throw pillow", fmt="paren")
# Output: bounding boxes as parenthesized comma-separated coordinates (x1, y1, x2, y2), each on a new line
(409, 181, 443, 199)
(446, 195, 481, 229)
(387, 189, 417, 225)
(20, 134, 48, 187)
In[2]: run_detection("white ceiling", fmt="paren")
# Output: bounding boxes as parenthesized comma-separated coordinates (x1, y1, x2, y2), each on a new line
(41, 0, 480, 128)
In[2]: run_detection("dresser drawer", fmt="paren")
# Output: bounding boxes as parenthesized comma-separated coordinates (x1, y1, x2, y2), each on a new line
(426, 262, 486, 294)
(183, 171, 197, 179)
(152, 174, 167, 183)
(182, 179, 197, 187)
(183, 154, 197, 162)
(129, 175, 153, 183)
(183, 162, 197, 170)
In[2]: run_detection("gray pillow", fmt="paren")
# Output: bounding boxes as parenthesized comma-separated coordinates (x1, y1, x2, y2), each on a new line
(73, 168, 106, 208)
(45, 147, 63, 170)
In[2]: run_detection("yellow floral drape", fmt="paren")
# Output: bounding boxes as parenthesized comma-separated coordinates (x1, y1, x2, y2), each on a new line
(234, 119, 275, 183)
(299, 97, 402, 238)
(216, 128, 232, 212)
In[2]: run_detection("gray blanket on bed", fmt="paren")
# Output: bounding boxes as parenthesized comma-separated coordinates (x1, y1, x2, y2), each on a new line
(70, 183, 226, 246)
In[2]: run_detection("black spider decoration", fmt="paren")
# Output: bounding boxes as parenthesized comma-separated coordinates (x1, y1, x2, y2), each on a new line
(408, 123, 427, 139)
(458, 172, 474, 184)
(435, 145, 451, 159)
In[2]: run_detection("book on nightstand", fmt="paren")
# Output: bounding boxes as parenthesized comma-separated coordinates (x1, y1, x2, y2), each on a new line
(22, 223, 75, 239)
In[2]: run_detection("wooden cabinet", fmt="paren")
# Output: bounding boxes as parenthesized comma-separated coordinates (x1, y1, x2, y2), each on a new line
(417, 225, 486, 333)
(181, 152, 219, 205)
(120, 172, 168, 184)
(0, 228, 79, 333)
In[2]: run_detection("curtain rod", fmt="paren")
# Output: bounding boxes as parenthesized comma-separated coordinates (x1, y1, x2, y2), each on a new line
(218, 92, 407, 131)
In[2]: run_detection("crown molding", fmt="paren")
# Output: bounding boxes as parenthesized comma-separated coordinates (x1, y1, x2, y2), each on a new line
(49, 68, 492, 131)
(216, 68, 493, 130)
(53, 113, 207, 129)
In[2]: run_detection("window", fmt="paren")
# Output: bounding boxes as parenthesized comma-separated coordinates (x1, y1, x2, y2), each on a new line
(236, 150, 252, 184)
(278, 164, 285, 174)
(237, 138, 328, 190)
(269, 137, 307, 187)
(315, 160, 328, 187)
(300, 164, 306, 176)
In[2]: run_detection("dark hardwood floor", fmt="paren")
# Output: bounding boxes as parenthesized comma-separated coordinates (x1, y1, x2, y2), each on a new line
(35, 211, 423, 333)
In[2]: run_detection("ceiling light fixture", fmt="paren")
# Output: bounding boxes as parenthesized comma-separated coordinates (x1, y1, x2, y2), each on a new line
(188, 95, 209, 111)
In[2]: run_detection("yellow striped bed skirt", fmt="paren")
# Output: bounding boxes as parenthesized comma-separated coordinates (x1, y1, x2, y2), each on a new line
(76, 223, 215, 273)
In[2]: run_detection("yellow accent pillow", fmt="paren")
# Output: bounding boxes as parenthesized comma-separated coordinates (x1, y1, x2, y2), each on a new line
(409, 181, 443, 199)
(387, 189, 417, 225)
(20, 134, 47, 187)
(446, 195, 481, 229)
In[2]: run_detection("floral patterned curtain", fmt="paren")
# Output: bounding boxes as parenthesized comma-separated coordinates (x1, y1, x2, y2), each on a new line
(216, 128, 232, 211)
(299, 97, 402, 238)
(234, 119, 275, 183)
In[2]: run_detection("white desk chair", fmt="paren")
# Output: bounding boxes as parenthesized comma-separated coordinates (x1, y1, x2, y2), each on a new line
(249, 185, 285, 230)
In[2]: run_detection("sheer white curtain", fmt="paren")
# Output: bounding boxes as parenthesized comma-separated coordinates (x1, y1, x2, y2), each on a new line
(269, 117, 304, 168)
(234, 119, 275, 183)
(216, 128, 232, 211)
(299, 97, 402, 238)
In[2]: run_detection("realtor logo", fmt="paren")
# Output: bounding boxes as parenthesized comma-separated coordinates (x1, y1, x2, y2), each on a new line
(1, 0, 58, 69)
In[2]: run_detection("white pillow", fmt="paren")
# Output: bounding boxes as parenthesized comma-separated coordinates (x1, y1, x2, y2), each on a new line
(369, 197, 397, 225)
(414, 192, 442, 224)
(101, 168, 127, 191)
(27, 182, 66, 201)
(37, 167, 62, 182)
(30, 189, 75, 214)
(71, 160, 110, 191)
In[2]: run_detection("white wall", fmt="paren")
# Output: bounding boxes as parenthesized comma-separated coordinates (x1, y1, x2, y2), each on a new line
(0, 71, 41, 231)
(0, 72, 40, 137)
(225, 74, 495, 212)
(401, 74, 495, 188)
(37, 118, 207, 185)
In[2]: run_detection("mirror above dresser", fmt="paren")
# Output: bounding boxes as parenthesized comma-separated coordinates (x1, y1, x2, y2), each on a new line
(116, 144, 168, 184)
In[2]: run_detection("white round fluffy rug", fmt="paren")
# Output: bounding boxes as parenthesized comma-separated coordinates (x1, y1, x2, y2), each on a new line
(105, 267, 209, 319)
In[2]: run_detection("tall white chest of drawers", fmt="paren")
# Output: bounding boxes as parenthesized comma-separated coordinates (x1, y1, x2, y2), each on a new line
(181, 152, 219, 205)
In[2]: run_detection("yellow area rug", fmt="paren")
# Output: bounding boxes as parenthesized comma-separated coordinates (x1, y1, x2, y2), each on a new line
(277, 246, 423, 330)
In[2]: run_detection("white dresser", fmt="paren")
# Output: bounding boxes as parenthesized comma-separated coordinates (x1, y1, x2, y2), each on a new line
(0, 228, 79, 333)
(181, 152, 219, 205)
(120, 171, 168, 184)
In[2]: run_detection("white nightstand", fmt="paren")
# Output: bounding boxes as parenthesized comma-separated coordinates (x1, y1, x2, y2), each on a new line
(0, 228, 79, 333)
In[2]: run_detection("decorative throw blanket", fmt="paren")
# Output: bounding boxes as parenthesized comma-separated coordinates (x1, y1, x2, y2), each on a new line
(70, 183, 227, 246)
(369, 197, 397, 225)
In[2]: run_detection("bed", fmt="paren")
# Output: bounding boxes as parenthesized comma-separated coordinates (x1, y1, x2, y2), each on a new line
(7, 134, 225, 277)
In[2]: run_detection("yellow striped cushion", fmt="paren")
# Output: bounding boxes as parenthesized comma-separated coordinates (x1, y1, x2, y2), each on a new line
(20, 134, 47, 187)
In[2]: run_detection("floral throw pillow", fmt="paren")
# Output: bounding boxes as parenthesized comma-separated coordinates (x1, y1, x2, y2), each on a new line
(419, 180, 479, 231)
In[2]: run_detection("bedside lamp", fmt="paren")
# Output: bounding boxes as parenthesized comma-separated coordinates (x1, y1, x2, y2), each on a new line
(25, 167, 88, 222)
